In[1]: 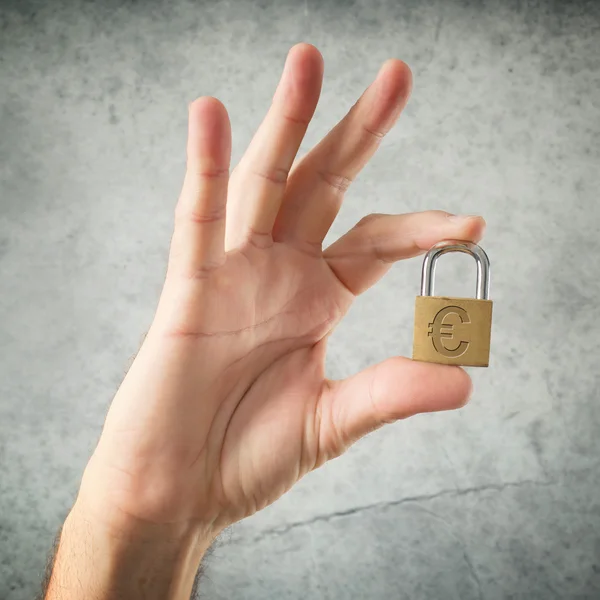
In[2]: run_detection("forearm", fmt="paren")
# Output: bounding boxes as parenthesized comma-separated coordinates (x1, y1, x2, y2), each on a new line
(45, 499, 211, 600)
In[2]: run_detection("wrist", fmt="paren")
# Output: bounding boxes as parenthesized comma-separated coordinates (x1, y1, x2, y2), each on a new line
(70, 491, 214, 552)
(48, 498, 212, 599)
(79, 445, 223, 536)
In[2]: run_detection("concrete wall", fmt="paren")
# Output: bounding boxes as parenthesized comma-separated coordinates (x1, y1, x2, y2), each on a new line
(1, 0, 599, 598)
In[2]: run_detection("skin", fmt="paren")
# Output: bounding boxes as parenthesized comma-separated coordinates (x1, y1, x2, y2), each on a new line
(45, 43, 485, 599)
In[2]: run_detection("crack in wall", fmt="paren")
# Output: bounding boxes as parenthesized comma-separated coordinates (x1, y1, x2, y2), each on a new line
(231, 478, 557, 546)
(461, 545, 484, 600)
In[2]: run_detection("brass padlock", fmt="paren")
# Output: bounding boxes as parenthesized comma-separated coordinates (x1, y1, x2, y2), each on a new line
(412, 240, 492, 367)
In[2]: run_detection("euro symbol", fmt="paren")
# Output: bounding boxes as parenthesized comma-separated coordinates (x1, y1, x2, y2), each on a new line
(427, 306, 471, 358)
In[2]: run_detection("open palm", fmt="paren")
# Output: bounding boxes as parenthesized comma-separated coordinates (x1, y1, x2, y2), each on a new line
(85, 44, 484, 536)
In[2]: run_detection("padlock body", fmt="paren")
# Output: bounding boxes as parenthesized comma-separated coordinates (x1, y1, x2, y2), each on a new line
(413, 296, 493, 367)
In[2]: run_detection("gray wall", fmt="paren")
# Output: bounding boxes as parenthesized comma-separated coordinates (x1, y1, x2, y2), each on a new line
(1, 0, 599, 598)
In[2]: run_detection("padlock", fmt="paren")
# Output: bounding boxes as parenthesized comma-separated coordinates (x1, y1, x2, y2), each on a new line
(412, 240, 492, 367)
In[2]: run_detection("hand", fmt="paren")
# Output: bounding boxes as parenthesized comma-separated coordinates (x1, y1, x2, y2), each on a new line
(79, 44, 484, 543)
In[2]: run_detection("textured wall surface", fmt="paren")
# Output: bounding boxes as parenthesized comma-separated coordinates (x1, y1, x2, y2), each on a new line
(1, 0, 599, 598)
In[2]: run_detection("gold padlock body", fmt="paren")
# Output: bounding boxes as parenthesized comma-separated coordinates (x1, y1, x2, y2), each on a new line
(413, 296, 493, 367)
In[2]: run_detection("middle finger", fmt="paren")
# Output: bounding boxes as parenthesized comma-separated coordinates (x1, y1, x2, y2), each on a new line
(226, 43, 324, 249)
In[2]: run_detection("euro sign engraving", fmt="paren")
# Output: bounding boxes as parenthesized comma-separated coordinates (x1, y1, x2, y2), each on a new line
(428, 306, 471, 358)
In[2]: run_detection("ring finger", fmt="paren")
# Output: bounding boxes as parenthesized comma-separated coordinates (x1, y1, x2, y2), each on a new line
(273, 59, 412, 249)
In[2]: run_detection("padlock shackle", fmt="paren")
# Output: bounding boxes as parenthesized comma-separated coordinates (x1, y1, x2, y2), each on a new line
(420, 241, 491, 300)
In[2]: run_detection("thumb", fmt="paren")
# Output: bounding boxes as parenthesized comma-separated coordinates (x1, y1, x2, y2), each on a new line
(315, 358, 472, 465)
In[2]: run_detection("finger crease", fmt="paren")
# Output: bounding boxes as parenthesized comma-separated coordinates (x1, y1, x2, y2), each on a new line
(178, 262, 223, 281)
(192, 167, 230, 179)
(362, 124, 386, 140)
(183, 207, 226, 225)
(251, 167, 289, 186)
(318, 170, 353, 194)
(246, 227, 274, 249)
(325, 259, 357, 297)
(327, 387, 347, 458)
(288, 237, 323, 258)
(282, 112, 311, 127)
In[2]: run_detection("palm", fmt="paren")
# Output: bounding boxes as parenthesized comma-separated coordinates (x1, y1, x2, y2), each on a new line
(164, 243, 353, 520)
(170, 244, 350, 346)
(91, 44, 482, 533)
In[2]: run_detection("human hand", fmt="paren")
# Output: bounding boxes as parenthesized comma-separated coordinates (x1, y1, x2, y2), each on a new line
(78, 44, 485, 545)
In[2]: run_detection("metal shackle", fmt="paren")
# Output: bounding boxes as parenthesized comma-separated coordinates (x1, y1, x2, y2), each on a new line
(420, 240, 491, 300)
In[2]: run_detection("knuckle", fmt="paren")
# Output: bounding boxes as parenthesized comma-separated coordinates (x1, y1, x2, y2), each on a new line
(355, 213, 386, 228)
